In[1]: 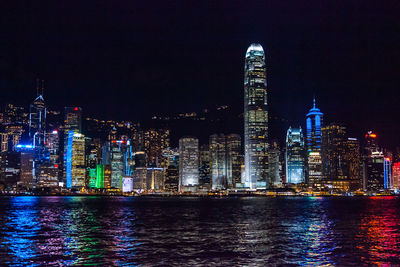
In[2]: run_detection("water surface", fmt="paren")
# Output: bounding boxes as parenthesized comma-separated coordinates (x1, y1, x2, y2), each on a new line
(0, 196, 399, 266)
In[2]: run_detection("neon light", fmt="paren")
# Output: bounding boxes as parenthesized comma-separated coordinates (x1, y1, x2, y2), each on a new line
(370, 133, 377, 138)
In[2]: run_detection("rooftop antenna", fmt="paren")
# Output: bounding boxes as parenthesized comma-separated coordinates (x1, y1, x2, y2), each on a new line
(36, 78, 40, 96)
(41, 79, 45, 96)
(313, 95, 316, 109)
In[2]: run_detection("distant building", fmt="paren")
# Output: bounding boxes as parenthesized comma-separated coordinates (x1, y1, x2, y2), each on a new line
(362, 131, 385, 191)
(209, 134, 241, 190)
(164, 165, 179, 192)
(144, 128, 170, 167)
(209, 134, 227, 190)
(146, 167, 164, 191)
(179, 137, 199, 191)
(199, 144, 211, 190)
(243, 43, 269, 189)
(285, 127, 305, 184)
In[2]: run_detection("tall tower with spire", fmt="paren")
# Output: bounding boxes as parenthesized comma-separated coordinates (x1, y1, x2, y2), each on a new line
(306, 97, 324, 187)
(29, 79, 46, 147)
(243, 43, 269, 189)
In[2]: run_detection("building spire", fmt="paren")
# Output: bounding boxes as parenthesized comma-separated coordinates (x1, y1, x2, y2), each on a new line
(313, 96, 316, 109)
(36, 78, 40, 96)
(41, 80, 45, 96)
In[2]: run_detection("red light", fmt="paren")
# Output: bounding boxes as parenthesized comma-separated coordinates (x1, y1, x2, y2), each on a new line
(385, 157, 391, 161)
(74, 107, 78, 111)
(54, 164, 58, 168)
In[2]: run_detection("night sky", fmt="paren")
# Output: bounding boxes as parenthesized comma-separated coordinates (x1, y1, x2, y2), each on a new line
(1, 1, 399, 148)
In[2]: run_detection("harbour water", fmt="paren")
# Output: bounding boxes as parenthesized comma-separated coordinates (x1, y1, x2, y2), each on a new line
(0, 196, 399, 266)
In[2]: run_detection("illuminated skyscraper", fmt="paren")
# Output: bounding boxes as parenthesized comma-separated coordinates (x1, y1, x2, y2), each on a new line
(384, 157, 392, 189)
(306, 98, 323, 187)
(144, 128, 170, 167)
(226, 134, 242, 188)
(285, 127, 306, 184)
(66, 130, 86, 189)
(179, 137, 199, 191)
(243, 43, 268, 189)
(209, 134, 241, 190)
(63, 107, 82, 185)
(199, 144, 211, 190)
(210, 134, 227, 190)
(362, 131, 385, 191)
(29, 80, 46, 148)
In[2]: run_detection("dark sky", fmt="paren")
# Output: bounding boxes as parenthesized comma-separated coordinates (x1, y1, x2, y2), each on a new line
(1, 1, 399, 148)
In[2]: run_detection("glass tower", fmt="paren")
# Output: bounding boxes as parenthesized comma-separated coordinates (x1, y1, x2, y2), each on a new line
(178, 137, 199, 191)
(306, 98, 323, 187)
(243, 43, 268, 189)
(285, 127, 306, 184)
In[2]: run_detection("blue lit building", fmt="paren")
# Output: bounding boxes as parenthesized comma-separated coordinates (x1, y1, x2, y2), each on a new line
(285, 127, 306, 184)
(384, 157, 392, 189)
(306, 98, 324, 187)
(306, 98, 323, 153)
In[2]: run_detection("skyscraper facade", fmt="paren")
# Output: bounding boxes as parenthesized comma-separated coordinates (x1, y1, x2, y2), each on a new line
(243, 43, 268, 189)
(209, 134, 227, 190)
(66, 130, 86, 189)
(29, 94, 46, 148)
(285, 127, 306, 184)
(306, 98, 323, 187)
(179, 137, 199, 191)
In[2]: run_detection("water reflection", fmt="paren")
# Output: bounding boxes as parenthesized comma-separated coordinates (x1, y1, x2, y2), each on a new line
(0, 196, 399, 265)
(356, 197, 400, 265)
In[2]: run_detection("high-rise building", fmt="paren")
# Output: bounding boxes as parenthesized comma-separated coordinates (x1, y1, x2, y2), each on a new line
(209, 134, 227, 190)
(18, 145, 34, 189)
(226, 134, 242, 188)
(164, 165, 179, 192)
(321, 123, 347, 181)
(144, 128, 170, 167)
(65, 130, 85, 189)
(343, 138, 361, 190)
(285, 127, 306, 184)
(384, 157, 392, 189)
(146, 167, 164, 191)
(209, 134, 242, 190)
(243, 43, 269, 189)
(362, 131, 385, 192)
(110, 140, 126, 189)
(306, 98, 323, 187)
(269, 141, 281, 186)
(63, 107, 82, 184)
(199, 144, 211, 190)
(64, 107, 82, 133)
(29, 87, 46, 148)
(179, 137, 199, 191)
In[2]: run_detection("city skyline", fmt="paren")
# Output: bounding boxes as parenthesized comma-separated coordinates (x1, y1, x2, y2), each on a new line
(1, 1, 399, 150)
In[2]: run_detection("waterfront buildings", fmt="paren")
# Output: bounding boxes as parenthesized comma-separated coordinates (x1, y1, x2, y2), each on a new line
(285, 127, 306, 184)
(243, 43, 269, 189)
